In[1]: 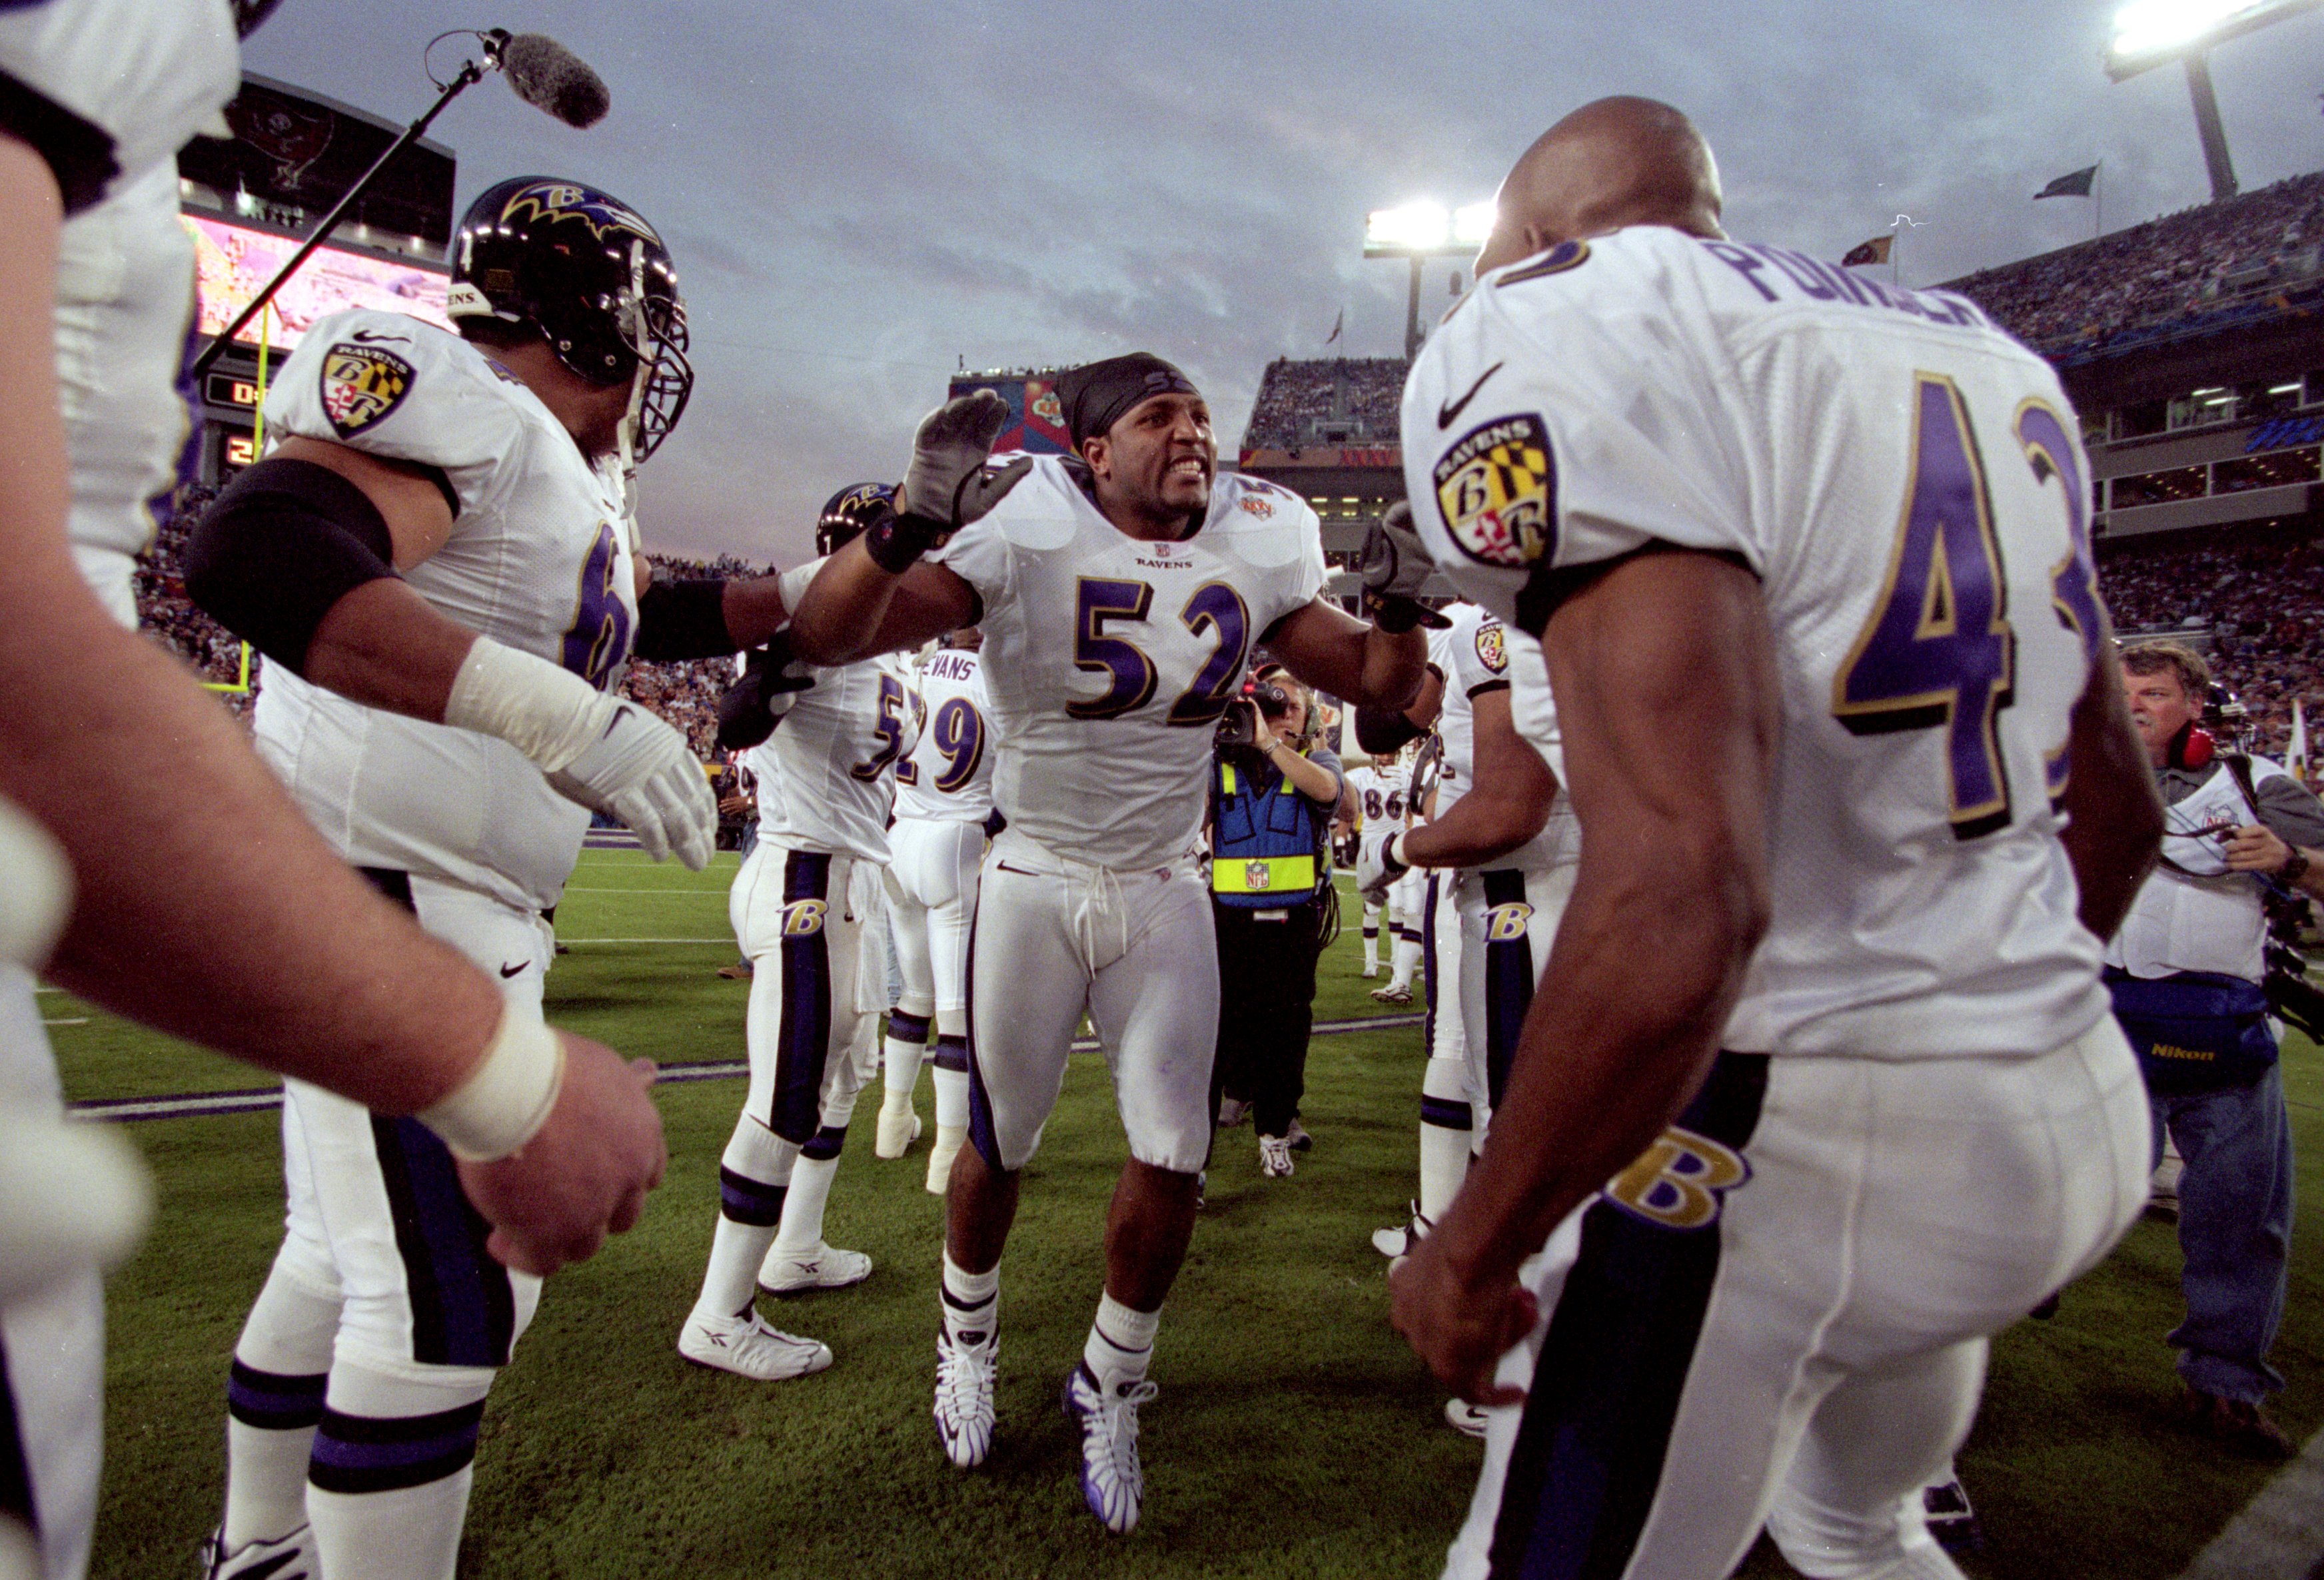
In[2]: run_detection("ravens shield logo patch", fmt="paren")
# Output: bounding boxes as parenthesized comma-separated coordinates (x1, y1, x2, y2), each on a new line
(1433, 413, 1556, 569)
(319, 343, 415, 436)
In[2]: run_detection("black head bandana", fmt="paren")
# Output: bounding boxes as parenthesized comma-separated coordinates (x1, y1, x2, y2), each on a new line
(1057, 353, 1199, 450)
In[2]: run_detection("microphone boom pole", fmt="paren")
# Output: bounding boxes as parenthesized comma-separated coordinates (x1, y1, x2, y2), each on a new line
(189, 45, 494, 382)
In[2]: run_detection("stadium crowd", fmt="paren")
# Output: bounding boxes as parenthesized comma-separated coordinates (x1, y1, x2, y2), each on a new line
(1948, 171, 2324, 356)
(1242, 356, 1409, 448)
(133, 506, 761, 752)
(2101, 532, 2324, 764)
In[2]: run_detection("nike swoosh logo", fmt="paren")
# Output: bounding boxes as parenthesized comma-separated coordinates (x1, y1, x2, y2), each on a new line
(349, 328, 409, 344)
(499, 962, 527, 979)
(1437, 362, 1505, 429)
(601, 705, 633, 741)
(995, 863, 1040, 876)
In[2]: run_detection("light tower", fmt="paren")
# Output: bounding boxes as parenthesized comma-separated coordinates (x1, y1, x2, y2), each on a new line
(2104, 0, 2323, 200)
(1364, 200, 1495, 360)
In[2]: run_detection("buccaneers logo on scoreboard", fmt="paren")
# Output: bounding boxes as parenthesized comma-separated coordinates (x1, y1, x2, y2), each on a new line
(319, 342, 414, 437)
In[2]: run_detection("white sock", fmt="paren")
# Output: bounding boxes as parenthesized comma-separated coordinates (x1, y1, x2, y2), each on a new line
(307, 1362, 488, 1580)
(1084, 1292, 1159, 1390)
(882, 1014, 930, 1104)
(930, 1038, 970, 1130)
(941, 1252, 998, 1348)
(1389, 936, 1423, 991)
(771, 1153, 841, 1256)
(1418, 1056, 1474, 1225)
(1362, 905, 1382, 969)
(222, 1266, 339, 1547)
(697, 1214, 781, 1318)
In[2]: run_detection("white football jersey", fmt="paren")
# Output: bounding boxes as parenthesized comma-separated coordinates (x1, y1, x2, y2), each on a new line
(932, 456, 1326, 871)
(254, 310, 641, 912)
(1403, 225, 2111, 1058)
(1347, 761, 1412, 845)
(895, 645, 995, 824)
(0, 0, 240, 623)
(752, 653, 914, 863)
(1427, 601, 1503, 816)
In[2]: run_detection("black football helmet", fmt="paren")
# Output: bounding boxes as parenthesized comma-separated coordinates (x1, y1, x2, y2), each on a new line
(447, 176, 692, 460)
(233, 0, 287, 36)
(818, 482, 898, 558)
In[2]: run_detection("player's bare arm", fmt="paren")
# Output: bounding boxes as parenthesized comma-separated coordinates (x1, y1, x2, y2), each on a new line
(1397, 687, 1555, 871)
(1265, 597, 1427, 713)
(2059, 645, 2165, 939)
(790, 550, 980, 665)
(1391, 548, 1776, 1402)
(0, 135, 664, 1276)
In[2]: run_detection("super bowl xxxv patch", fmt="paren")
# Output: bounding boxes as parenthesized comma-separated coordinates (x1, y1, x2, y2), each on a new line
(319, 342, 416, 436)
(1433, 412, 1556, 568)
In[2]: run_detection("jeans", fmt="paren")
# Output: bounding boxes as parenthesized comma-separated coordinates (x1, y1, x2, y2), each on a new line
(2151, 1064, 2295, 1401)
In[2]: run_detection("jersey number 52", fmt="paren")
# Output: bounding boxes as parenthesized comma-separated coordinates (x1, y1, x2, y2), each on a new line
(1067, 577, 1251, 725)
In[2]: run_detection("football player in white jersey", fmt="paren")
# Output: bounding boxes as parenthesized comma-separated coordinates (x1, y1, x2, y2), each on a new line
(677, 484, 921, 1379)
(788, 354, 1433, 1533)
(1389, 99, 2167, 1580)
(1346, 749, 1411, 977)
(183, 177, 801, 1580)
(878, 626, 997, 1190)
(0, 11, 664, 1580)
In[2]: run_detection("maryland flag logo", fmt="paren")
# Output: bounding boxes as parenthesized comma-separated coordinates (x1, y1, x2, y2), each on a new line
(1474, 618, 1508, 674)
(318, 343, 414, 436)
(1434, 413, 1556, 569)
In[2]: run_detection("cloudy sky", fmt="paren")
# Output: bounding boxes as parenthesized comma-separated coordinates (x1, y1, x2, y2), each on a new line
(246, 1, 2324, 564)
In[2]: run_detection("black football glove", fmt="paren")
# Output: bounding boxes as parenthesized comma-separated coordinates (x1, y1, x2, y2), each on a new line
(716, 633, 816, 750)
(1359, 502, 1451, 632)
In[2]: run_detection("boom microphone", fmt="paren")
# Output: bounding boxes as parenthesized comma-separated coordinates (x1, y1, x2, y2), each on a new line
(495, 32, 610, 129)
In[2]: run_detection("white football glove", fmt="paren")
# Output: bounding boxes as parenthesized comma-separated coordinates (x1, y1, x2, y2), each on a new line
(445, 637, 718, 871)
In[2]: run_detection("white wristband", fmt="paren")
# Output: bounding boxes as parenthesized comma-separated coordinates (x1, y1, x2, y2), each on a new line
(443, 637, 608, 773)
(1387, 831, 1409, 869)
(417, 1008, 567, 1162)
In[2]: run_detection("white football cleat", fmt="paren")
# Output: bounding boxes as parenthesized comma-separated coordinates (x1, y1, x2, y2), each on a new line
(201, 1524, 317, 1579)
(678, 1308, 834, 1380)
(1259, 1134, 1295, 1179)
(875, 1107, 922, 1160)
(1064, 1362, 1158, 1535)
(758, 1244, 873, 1294)
(1371, 1202, 1431, 1260)
(934, 1328, 998, 1469)
(1445, 1398, 1490, 1439)
(1370, 983, 1413, 1004)
(925, 1126, 965, 1195)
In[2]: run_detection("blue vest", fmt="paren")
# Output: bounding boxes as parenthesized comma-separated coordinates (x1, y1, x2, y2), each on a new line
(1212, 757, 1325, 907)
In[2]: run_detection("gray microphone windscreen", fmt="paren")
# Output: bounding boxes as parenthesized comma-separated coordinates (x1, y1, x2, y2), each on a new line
(500, 33, 610, 129)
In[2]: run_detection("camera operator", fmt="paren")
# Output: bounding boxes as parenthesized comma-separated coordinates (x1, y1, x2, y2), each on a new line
(2108, 642, 2324, 1457)
(1209, 668, 1345, 1179)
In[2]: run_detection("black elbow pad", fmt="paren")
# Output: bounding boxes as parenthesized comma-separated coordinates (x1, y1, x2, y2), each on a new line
(1355, 704, 1424, 756)
(183, 458, 397, 678)
(633, 578, 735, 661)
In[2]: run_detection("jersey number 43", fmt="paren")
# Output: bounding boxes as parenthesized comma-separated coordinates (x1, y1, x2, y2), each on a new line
(1831, 374, 2103, 840)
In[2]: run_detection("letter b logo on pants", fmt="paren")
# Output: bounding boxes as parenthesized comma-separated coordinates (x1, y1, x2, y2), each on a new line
(782, 899, 828, 937)
(1603, 1126, 1750, 1230)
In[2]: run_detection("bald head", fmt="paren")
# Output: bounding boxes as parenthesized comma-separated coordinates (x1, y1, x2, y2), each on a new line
(1475, 97, 1724, 276)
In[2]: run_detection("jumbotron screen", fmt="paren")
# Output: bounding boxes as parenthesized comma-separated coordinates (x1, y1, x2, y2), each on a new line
(187, 214, 451, 352)
(947, 372, 1071, 456)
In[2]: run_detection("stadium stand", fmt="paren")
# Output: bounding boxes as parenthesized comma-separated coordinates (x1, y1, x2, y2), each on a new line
(134, 497, 758, 754)
(1243, 356, 1409, 449)
(1946, 171, 2324, 362)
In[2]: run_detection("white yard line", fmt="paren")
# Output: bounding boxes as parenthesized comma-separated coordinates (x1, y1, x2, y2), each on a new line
(2172, 1425, 2324, 1580)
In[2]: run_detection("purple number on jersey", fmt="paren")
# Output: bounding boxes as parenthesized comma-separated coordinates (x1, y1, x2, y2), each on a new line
(560, 522, 632, 690)
(1833, 374, 2016, 841)
(2016, 400, 2107, 800)
(1165, 582, 1251, 726)
(1067, 576, 1254, 725)
(930, 695, 986, 793)
(851, 672, 909, 781)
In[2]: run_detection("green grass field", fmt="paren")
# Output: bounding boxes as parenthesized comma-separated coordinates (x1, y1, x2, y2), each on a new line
(45, 849, 2324, 1578)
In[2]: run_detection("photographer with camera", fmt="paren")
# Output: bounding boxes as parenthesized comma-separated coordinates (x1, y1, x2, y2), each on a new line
(1209, 667, 1346, 1178)
(2108, 642, 2324, 1457)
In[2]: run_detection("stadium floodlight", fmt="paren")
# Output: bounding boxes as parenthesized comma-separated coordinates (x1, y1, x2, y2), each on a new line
(2105, 0, 2320, 77)
(2100, 0, 2321, 200)
(1366, 198, 1494, 359)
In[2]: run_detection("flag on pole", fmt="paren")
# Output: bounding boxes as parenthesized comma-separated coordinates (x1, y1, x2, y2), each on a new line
(1325, 308, 1343, 346)
(2035, 164, 2099, 200)
(2291, 699, 2309, 783)
(1842, 234, 1893, 267)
